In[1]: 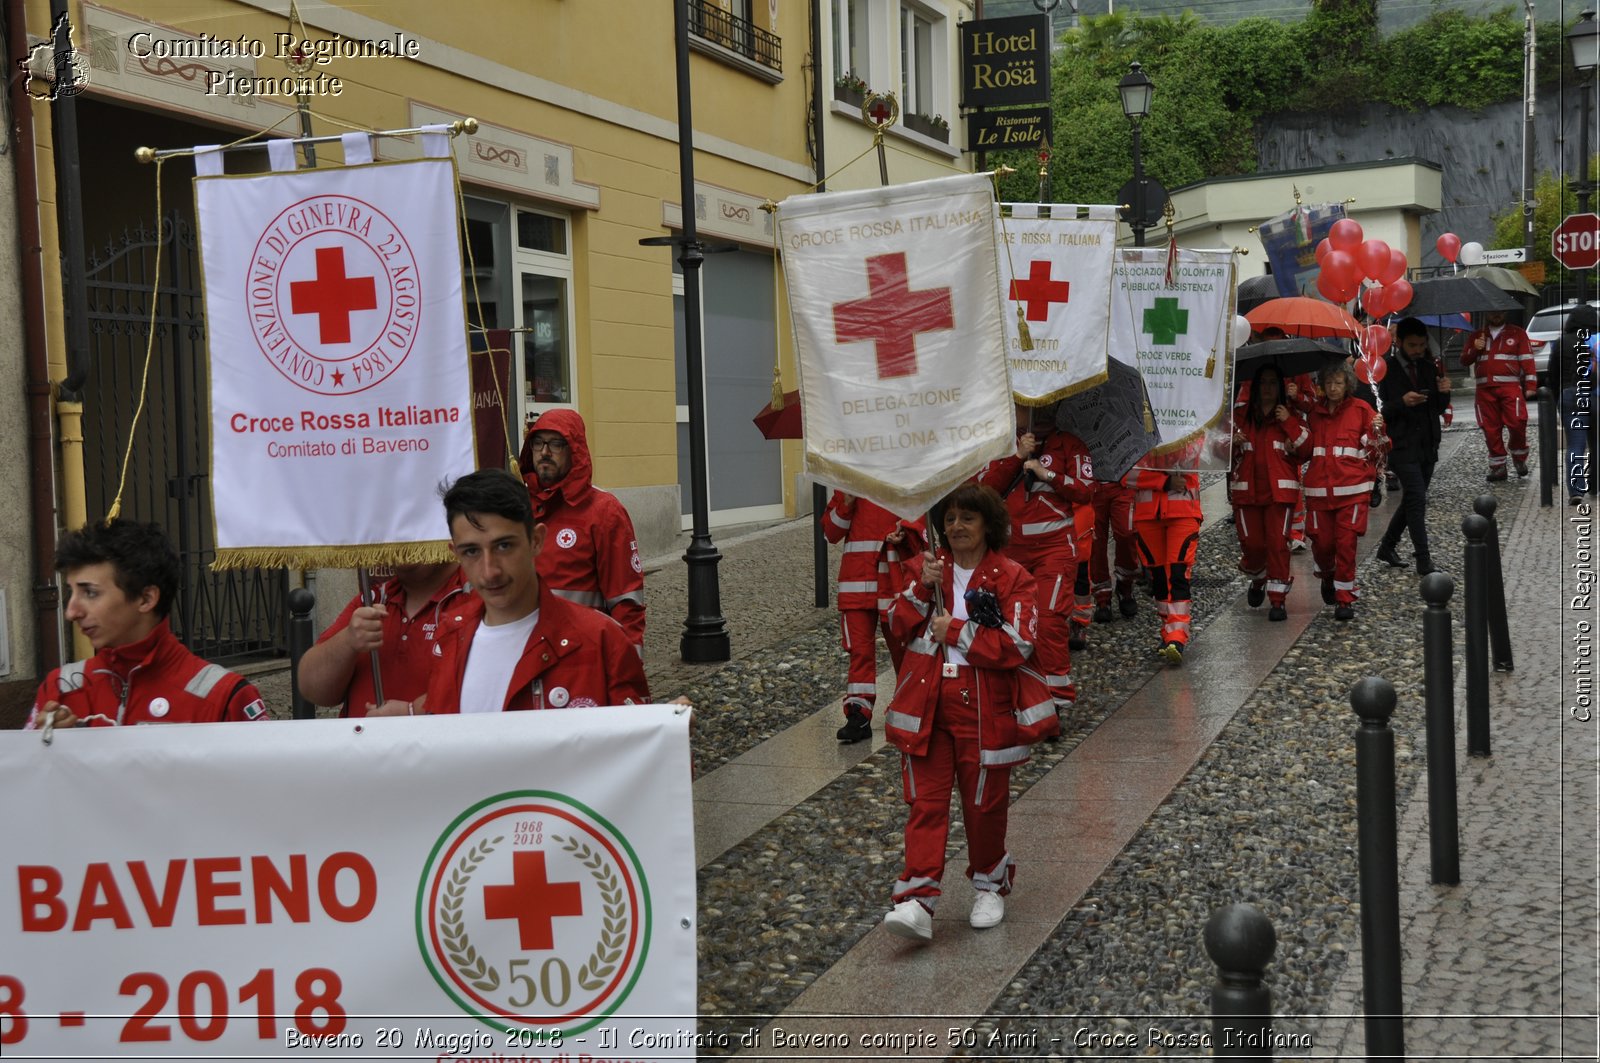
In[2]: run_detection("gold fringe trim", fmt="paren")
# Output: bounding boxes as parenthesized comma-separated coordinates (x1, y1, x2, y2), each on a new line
(1014, 307, 1034, 351)
(1012, 363, 1112, 406)
(212, 541, 455, 571)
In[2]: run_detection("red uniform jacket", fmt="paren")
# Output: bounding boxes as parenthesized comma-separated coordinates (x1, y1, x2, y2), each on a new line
(978, 430, 1095, 555)
(424, 584, 650, 713)
(1299, 396, 1386, 509)
(28, 621, 267, 727)
(521, 409, 646, 646)
(881, 550, 1057, 766)
(1123, 442, 1203, 523)
(316, 567, 469, 717)
(1227, 409, 1309, 506)
(1460, 324, 1536, 395)
(821, 492, 926, 613)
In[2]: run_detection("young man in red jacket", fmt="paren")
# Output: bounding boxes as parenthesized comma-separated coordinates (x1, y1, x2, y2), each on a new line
(409, 468, 650, 716)
(519, 409, 646, 648)
(28, 520, 267, 729)
(1460, 309, 1537, 480)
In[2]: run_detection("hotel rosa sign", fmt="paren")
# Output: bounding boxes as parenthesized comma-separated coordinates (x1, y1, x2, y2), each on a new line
(959, 14, 1050, 109)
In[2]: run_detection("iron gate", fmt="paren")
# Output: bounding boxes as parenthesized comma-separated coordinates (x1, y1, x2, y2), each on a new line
(78, 211, 287, 662)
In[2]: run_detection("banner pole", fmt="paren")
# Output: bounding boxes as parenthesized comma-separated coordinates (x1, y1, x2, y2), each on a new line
(356, 568, 386, 707)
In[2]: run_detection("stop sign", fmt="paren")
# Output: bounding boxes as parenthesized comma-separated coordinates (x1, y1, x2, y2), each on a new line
(1552, 212, 1600, 269)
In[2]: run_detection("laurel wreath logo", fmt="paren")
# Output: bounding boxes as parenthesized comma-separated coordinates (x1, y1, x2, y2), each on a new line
(556, 834, 628, 991)
(440, 835, 503, 992)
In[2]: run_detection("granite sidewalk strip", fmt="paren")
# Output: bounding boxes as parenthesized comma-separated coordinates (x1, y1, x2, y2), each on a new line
(1313, 459, 1599, 1059)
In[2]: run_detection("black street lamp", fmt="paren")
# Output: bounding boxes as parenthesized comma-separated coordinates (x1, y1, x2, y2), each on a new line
(1567, 10, 1598, 305)
(1119, 62, 1155, 248)
(641, 0, 731, 664)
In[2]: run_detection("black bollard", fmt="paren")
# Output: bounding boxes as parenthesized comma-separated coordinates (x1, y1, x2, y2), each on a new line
(288, 587, 316, 721)
(1472, 495, 1514, 672)
(1462, 514, 1492, 758)
(1205, 903, 1277, 1061)
(1420, 573, 1461, 885)
(1538, 387, 1557, 508)
(1350, 676, 1406, 1062)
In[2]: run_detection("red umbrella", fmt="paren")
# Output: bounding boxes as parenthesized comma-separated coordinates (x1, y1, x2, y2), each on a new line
(1245, 297, 1362, 339)
(752, 389, 802, 440)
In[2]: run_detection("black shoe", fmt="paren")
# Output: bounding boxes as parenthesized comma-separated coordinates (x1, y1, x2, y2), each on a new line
(1068, 629, 1087, 651)
(1370, 487, 1383, 506)
(1515, 461, 1530, 477)
(1486, 468, 1508, 482)
(1092, 604, 1114, 624)
(1416, 562, 1440, 577)
(1119, 596, 1138, 618)
(1247, 582, 1265, 607)
(1385, 472, 1400, 490)
(1268, 605, 1287, 621)
(836, 709, 871, 744)
(1334, 605, 1355, 622)
(1375, 542, 1407, 568)
(1321, 578, 1335, 605)
(1574, 496, 1586, 506)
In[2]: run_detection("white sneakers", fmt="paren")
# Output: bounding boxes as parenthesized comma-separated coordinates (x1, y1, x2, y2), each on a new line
(969, 890, 1005, 929)
(883, 899, 933, 941)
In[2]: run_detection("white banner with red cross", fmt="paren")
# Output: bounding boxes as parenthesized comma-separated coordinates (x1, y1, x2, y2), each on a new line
(1111, 247, 1239, 471)
(996, 204, 1118, 403)
(195, 152, 474, 569)
(775, 174, 1015, 519)
(0, 707, 696, 1059)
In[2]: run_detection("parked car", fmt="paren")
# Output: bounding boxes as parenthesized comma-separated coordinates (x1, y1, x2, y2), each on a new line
(1527, 300, 1600, 370)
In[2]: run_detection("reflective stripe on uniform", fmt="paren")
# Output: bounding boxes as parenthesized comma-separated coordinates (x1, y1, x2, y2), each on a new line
(846, 683, 876, 695)
(838, 581, 878, 594)
(604, 589, 645, 609)
(185, 663, 229, 698)
(886, 709, 921, 733)
(1015, 698, 1055, 726)
(1021, 518, 1073, 536)
(843, 541, 880, 553)
(979, 745, 1029, 766)
(551, 588, 605, 607)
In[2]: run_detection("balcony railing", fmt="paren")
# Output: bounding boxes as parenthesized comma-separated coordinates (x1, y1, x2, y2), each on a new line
(688, 0, 782, 73)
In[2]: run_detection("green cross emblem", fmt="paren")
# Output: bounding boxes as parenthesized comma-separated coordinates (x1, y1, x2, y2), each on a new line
(1142, 297, 1189, 345)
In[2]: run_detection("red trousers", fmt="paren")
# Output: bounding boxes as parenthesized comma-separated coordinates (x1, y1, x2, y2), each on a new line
(1235, 502, 1294, 607)
(1007, 543, 1075, 705)
(1135, 517, 1200, 646)
(1308, 502, 1369, 606)
(894, 677, 1012, 908)
(1474, 386, 1529, 469)
(1089, 484, 1139, 606)
(840, 608, 904, 718)
(1070, 519, 1095, 630)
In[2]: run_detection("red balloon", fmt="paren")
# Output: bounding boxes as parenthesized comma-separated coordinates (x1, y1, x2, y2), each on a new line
(1321, 249, 1359, 287)
(1355, 355, 1388, 385)
(1317, 271, 1358, 305)
(1387, 278, 1415, 313)
(1315, 238, 1333, 265)
(1380, 247, 1408, 285)
(1436, 232, 1461, 263)
(1328, 218, 1365, 252)
(1361, 285, 1388, 319)
(1362, 324, 1393, 358)
(1357, 239, 1391, 281)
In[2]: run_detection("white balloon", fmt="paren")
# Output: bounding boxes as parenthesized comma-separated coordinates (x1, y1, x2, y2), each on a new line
(1232, 314, 1252, 349)
(1460, 241, 1485, 266)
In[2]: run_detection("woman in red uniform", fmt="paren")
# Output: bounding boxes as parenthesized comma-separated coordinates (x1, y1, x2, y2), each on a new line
(1299, 362, 1387, 620)
(1228, 364, 1309, 621)
(880, 484, 1056, 942)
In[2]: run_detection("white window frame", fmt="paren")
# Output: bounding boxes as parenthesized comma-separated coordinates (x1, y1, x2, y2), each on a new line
(512, 206, 578, 426)
(833, 0, 875, 88)
(898, 1, 947, 121)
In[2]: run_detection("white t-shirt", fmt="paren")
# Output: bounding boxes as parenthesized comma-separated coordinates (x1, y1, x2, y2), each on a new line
(458, 610, 539, 714)
(945, 564, 975, 668)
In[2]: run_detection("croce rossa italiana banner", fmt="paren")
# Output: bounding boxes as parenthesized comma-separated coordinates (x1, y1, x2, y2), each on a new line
(775, 173, 1015, 519)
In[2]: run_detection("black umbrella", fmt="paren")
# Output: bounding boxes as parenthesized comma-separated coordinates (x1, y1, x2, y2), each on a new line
(1052, 359, 1162, 482)
(1234, 337, 1349, 380)
(1392, 276, 1520, 318)
(1236, 273, 1282, 315)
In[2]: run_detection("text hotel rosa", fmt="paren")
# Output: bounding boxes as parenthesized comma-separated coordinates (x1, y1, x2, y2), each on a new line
(785, 210, 1005, 458)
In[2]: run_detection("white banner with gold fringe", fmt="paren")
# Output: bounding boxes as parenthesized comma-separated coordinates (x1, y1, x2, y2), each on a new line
(997, 204, 1116, 403)
(775, 174, 1014, 519)
(1110, 247, 1238, 469)
(196, 156, 473, 568)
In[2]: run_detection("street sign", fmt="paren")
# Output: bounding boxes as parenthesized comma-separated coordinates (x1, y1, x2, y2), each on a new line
(1552, 212, 1600, 270)
(1479, 248, 1527, 264)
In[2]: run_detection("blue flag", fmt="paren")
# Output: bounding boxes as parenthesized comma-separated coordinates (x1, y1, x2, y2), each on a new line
(1258, 203, 1346, 299)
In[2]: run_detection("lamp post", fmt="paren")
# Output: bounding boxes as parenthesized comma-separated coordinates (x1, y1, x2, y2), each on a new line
(641, 0, 731, 663)
(1567, 10, 1598, 306)
(1119, 62, 1154, 247)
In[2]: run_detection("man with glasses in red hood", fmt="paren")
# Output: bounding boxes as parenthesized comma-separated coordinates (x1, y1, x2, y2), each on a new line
(519, 410, 647, 648)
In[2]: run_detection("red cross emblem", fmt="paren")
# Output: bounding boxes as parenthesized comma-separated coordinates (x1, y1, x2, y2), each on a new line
(1009, 260, 1071, 322)
(289, 246, 378, 345)
(832, 252, 954, 379)
(482, 850, 583, 951)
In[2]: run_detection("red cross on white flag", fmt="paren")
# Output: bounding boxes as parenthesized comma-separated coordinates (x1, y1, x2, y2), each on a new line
(776, 174, 1014, 519)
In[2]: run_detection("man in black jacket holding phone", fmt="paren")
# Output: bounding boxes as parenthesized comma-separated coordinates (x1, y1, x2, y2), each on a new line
(1375, 317, 1452, 576)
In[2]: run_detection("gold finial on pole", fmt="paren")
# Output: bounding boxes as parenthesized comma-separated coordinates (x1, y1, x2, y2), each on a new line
(134, 147, 155, 164)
